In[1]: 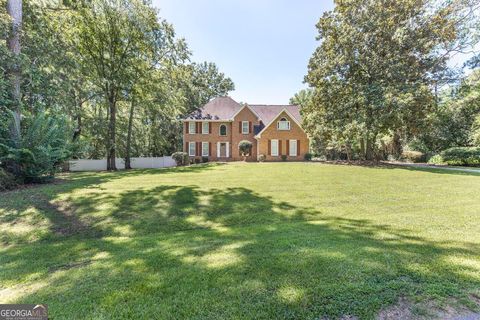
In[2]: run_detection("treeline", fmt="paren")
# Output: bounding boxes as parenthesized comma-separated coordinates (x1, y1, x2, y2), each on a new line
(0, 0, 234, 185)
(294, 0, 480, 163)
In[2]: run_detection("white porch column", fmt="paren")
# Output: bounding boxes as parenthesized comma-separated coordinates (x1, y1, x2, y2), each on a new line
(226, 142, 230, 158)
(217, 142, 220, 157)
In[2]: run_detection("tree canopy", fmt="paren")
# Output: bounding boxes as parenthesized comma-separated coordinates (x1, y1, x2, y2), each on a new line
(304, 0, 479, 160)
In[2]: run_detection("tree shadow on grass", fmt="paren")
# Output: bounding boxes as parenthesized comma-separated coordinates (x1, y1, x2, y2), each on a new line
(1, 183, 479, 319)
(0, 164, 223, 245)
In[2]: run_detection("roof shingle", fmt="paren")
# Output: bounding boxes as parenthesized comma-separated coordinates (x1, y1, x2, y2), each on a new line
(184, 97, 302, 125)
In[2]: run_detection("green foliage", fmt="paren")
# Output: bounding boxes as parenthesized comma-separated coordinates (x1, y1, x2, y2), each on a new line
(440, 147, 480, 166)
(171, 152, 189, 166)
(469, 114, 480, 147)
(0, 167, 17, 191)
(304, 152, 312, 161)
(289, 88, 313, 108)
(0, 112, 72, 182)
(1, 0, 235, 180)
(418, 70, 480, 152)
(427, 154, 445, 165)
(238, 140, 252, 156)
(401, 150, 426, 163)
(201, 156, 209, 163)
(281, 155, 287, 161)
(258, 154, 266, 162)
(304, 0, 471, 160)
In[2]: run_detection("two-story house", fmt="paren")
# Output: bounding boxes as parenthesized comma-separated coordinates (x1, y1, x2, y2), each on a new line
(182, 96, 309, 161)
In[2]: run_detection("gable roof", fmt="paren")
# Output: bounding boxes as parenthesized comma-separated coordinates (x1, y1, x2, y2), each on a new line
(184, 96, 242, 120)
(249, 104, 302, 125)
(254, 108, 305, 138)
(183, 97, 303, 124)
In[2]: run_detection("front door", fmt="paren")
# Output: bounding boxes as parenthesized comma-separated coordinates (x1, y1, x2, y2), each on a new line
(219, 143, 227, 157)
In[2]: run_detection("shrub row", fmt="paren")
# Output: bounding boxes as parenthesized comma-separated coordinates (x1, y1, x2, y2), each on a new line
(440, 147, 480, 166)
(171, 152, 210, 166)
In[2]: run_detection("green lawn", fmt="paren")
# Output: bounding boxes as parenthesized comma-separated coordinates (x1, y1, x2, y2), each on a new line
(1, 163, 479, 319)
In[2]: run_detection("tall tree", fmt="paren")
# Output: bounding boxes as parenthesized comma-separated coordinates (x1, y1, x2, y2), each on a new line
(305, 0, 477, 160)
(71, 0, 159, 170)
(6, 0, 21, 168)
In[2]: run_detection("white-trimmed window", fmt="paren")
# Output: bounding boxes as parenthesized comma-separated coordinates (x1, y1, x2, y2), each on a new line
(202, 122, 209, 134)
(242, 121, 249, 134)
(289, 139, 297, 156)
(271, 139, 279, 156)
(188, 122, 196, 134)
(202, 142, 209, 157)
(219, 124, 227, 136)
(277, 117, 290, 130)
(188, 142, 196, 156)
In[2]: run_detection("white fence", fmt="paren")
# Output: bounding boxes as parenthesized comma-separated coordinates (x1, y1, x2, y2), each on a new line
(69, 157, 176, 172)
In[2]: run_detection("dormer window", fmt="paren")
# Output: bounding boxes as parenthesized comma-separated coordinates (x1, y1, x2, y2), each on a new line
(277, 117, 290, 130)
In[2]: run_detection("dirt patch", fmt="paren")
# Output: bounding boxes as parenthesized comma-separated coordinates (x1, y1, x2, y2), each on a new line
(0, 178, 66, 194)
(48, 260, 92, 272)
(33, 196, 103, 238)
(377, 297, 480, 320)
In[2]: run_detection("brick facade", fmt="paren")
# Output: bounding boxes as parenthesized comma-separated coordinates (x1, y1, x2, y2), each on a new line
(256, 111, 309, 161)
(183, 106, 261, 161)
(183, 104, 309, 162)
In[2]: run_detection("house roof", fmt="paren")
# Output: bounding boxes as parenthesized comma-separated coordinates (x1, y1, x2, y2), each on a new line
(184, 97, 302, 124)
(249, 104, 302, 125)
(184, 96, 242, 120)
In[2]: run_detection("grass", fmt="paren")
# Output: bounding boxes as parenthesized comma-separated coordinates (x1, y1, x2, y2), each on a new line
(0, 162, 479, 319)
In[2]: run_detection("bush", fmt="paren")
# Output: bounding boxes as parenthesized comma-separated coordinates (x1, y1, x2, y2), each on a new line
(0, 168, 17, 192)
(401, 150, 425, 163)
(304, 152, 312, 161)
(427, 154, 445, 165)
(202, 156, 209, 163)
(440, 147, 480, 166)
(0, 112, 72, 182)
(194, 158, 201, 164)
(171, 152, 189, 166)
(281, 155, 287, 161)
(258, 154, 266, 162)
(238, 140, 253, 157)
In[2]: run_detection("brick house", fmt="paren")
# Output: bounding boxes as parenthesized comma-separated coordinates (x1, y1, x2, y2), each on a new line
(182, 96, 309, 161)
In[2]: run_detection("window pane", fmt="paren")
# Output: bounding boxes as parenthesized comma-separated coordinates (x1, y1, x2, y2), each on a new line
(278, 120, 290, 130)
(220, 125, 227, 136)
(189, 122, 196, 134)
(202, 143, 209, 156)
(242, 121, 249, 134)
(189, 142, 195, 156)
(271, 140, 278, 156)
(289, 140, 297, 156)
(202, 122, 209, 134)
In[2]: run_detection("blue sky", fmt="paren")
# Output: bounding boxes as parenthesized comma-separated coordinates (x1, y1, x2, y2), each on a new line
(153, 0, 334, 104)
(152, 1, 477, 104)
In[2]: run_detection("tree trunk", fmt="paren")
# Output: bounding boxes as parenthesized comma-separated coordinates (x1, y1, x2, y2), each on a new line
(365, 138, 373, 160)
(392, 130, 402, 159)
(6, 0, 22, 174)
(125, 97, 135, 170)
(360, 138, 366, 160)
(345, 144, 352, 161)
(106, 88, 117, 171)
